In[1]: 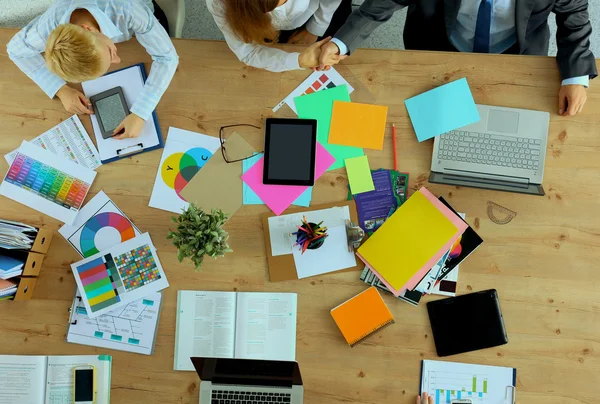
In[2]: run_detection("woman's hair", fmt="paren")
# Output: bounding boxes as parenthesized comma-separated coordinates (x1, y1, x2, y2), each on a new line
(224, 0, 281, 44)
(45, 24, 104, 83)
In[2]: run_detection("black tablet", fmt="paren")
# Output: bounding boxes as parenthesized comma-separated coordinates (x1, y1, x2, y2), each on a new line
(90, 86, 130, 139)
(263, 118, 317, 186)
(427, 289, 508, 357)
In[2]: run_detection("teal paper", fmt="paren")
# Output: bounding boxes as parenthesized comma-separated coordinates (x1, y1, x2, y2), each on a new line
(294, 85, 364, 170)
(242, 153, 312, 207)
(404, 78, 480, 142)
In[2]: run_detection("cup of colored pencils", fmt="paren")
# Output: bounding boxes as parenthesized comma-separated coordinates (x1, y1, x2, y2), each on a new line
(292, 216, 328, 254)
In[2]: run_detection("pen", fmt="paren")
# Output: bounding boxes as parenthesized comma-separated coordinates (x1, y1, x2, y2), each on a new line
(392, 124, 398, 171)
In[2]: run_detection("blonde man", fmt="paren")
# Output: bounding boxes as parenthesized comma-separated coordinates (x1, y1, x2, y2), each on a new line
(7, 0, 178, 139)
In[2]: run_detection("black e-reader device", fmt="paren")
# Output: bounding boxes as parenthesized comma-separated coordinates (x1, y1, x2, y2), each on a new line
(90, 86, 130, 139)
(263, 118, 317, 186)
(427, 289, 508, 357)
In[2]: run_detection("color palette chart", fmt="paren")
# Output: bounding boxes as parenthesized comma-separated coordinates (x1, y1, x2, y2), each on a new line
(80, 212, 136, 257)
(76, 253, 125, 314)
(6, 153, 89, 210)
(71, 233, 169, 318)
(273, 67, 355, 114)
(0, 141, 96, 224)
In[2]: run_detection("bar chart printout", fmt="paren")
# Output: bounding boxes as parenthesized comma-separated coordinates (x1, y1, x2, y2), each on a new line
(420, 360, 516, 404)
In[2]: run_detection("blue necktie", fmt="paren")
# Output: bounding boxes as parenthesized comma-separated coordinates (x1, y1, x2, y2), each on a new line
(473, 0, 492, 53)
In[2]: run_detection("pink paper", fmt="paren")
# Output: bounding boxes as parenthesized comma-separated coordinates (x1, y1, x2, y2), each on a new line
(241, 142, 335, 215)
(357, 187, 468, 297)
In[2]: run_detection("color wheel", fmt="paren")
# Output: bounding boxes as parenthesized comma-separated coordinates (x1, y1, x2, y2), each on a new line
(160, 147, 213, 201)
(80, 212, 136, 257)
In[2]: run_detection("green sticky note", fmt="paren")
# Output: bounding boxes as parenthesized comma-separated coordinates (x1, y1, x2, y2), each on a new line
(294, 85, 364, 170)
(345, 156, 375, 194)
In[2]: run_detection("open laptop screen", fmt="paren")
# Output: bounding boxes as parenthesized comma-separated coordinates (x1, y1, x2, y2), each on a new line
(191, 358, 303, 387)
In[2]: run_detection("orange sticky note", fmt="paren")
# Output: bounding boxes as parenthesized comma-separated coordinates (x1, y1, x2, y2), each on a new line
(329, 101, 388, 150)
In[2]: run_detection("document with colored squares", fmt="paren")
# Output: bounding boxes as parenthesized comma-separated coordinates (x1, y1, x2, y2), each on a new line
(0, 141, 96, 225)
(70, 232, 169, 319)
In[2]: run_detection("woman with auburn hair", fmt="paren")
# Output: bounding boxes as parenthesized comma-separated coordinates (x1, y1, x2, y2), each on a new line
(206, 0, 351, 71)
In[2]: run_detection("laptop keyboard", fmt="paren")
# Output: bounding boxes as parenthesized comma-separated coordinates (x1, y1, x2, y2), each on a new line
(438, 130, 542, 170)
(211, 390, 292, 404)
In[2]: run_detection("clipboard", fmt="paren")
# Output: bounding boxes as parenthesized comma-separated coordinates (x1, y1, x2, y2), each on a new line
(262, 200, 364, 282)
(83, 63, 164, 164)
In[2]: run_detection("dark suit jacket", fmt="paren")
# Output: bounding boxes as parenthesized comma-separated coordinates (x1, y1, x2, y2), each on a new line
(335, 0, 597, 80)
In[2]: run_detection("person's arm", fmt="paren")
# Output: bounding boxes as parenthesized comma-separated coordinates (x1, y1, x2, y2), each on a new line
(127, 0, 180, 121)
(333, 0, 409, 54)
(306, 0, 343, 37)
(206, 0, 302, 72)
(553, 0, 597, 81)
(6, 16, 67, 99)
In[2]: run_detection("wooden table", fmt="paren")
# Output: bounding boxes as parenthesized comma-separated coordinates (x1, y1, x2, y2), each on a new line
(1, 29, 599, 404)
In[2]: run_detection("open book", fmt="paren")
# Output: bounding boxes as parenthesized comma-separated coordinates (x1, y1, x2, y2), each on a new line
(0, 355, 111, 404)
(174, 291, 297, 371)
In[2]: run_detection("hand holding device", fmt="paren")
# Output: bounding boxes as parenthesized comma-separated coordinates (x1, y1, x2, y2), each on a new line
(112, 113, 145, 140)
(74, 365, 96, 404)
(416, 392, 434, 404)
(56, 85, 93, 115)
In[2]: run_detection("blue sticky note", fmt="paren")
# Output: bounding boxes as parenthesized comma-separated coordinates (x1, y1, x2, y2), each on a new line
(242, 153, 312, 207)
(404, 78, 480, 142)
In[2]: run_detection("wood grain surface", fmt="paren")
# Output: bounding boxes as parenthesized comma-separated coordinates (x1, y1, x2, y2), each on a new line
(0, 29, 599, 404)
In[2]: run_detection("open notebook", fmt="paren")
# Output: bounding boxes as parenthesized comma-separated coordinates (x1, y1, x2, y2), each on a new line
(0, 355, 111, 404)
(174, 291, 297, 371)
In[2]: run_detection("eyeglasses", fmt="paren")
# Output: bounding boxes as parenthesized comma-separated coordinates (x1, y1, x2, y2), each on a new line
(219, 124, 263, 163)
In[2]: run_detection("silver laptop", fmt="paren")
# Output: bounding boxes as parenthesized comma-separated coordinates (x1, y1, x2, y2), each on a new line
(192, 357, 304, 404)
(429, 104, 550, 195)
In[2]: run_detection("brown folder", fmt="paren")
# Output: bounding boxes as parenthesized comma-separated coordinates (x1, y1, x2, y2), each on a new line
(262, 200, 364, 282)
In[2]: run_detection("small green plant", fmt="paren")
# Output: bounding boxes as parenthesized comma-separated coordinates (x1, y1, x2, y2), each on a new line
(167, 204, 232, 270)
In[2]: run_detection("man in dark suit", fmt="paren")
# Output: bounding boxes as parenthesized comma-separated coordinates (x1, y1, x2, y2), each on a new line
(319, 0, 597, 116)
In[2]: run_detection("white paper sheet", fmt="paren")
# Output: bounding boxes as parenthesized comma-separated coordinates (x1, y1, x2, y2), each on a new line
(81, 65, 160, 161)
(272, 68, 355, 114)
(292, 225, 356, 279)
(45, 355, 111, 404)
(0, 141, 97, 225)
(59, 190, 141, 258)
(149, 127, 221, 214)
(421, 360, 515, 404)
(70, 233, 169, 318)
(5, 116, 101, 170)
(67, 291, 162, 355)
(0, 355, 46, 404)
(268, 206, 350, 256)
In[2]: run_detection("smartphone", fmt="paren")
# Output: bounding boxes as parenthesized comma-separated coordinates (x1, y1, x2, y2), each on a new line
(73, 365, 96, 404)
(451, 400, 473, 404)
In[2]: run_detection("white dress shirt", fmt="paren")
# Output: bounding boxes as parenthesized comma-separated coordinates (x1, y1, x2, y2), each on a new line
(207, 0, 342, 72)
(7, 0, 179, 120)
(332, 0, 589, 86)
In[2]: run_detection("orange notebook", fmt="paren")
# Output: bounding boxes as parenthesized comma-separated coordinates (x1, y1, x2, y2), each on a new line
(330, 287, 395, 347)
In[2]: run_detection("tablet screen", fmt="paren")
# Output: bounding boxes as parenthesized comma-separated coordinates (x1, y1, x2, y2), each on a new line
(96, 93, 128, 132)
(265, 121, 316, 185)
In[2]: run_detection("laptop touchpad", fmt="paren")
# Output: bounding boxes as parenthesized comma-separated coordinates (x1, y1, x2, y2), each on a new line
(487, 109, 519, 134)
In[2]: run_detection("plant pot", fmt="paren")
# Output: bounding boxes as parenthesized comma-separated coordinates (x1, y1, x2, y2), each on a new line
(296, 222, 326, 250)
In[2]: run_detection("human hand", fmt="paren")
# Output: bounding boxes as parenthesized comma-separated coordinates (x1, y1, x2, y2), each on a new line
(56, 85, 93, 115)
(318, 41, 347, 71)
(298, 36, 333, 69)
(416, 392, 434, 404)
(288, 28, 318, 45)
(112, 113, 145, 140)
(558, 84, 587, 116)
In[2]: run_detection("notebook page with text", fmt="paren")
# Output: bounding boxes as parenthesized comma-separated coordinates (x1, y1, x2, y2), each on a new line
(0, 355, 46, 404)
(45, 356, 111, 404)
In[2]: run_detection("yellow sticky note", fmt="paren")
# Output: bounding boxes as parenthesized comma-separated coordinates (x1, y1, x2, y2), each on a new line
(329, 101, 389, 150)
(345, 156, 375, 195)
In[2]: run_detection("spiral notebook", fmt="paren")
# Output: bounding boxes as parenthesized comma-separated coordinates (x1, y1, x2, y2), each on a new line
(330, 287, 394, 347)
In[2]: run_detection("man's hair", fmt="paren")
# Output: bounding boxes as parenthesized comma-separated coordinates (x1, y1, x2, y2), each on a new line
(45, 24, 104, 83)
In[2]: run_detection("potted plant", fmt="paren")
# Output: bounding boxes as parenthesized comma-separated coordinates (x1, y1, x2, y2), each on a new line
(167, 204, 232, 270)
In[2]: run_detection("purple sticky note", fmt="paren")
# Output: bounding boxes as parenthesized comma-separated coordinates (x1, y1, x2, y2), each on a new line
(241, 142, 335, 215)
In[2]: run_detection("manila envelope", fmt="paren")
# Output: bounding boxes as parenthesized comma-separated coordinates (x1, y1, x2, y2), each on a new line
(180, 132, 255, 219)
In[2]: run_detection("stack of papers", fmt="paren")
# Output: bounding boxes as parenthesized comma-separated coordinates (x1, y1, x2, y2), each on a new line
(0, 219, 37, 250)
(0, 279, 18, 298)
(0, 256, 25, 279)
(356, 188, 469, 305)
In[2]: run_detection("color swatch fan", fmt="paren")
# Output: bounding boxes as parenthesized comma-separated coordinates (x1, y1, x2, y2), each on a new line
(70, 232, 169, 318)
(149, 127, 221, 214)
(60, 191, 141, 258)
